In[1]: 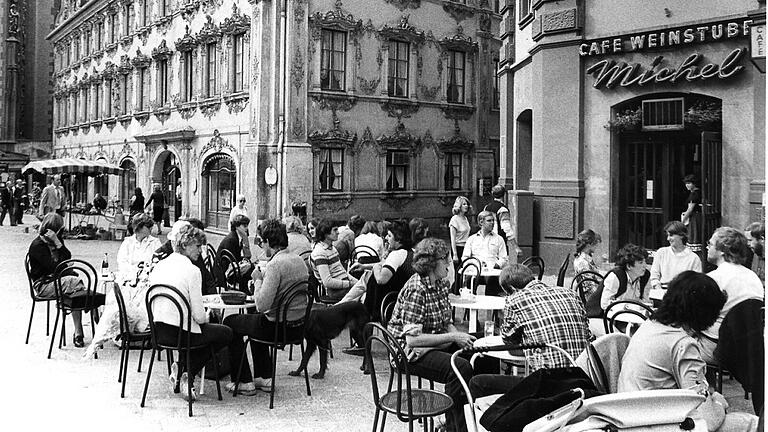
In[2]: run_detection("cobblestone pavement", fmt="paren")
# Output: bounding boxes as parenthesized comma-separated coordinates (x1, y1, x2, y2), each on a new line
(0, 214, 754, 431)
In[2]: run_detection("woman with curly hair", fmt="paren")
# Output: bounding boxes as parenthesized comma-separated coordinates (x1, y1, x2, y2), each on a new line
(585, 243, 650, 318)
(387, 238, 497, 432)
(572, 229, 602, 298)
(619, 271, 757, 431)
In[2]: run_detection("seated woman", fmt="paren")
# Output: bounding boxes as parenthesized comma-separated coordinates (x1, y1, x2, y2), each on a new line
(28, 213, 88, 347)
(217, 214, 254, 293)
(155, 218, 218, 295)
(310, 219, 357, 301)
(387, 237, 497, 432)
(223, 219, 308, 394)
(355, 220, 386, 261)
(283, 215, 312, 261)
(585, 243, 650, 320)
(116, 213, 161, 285)
(572, 229, 602, 299)
(650, 221, 702, 290)
(618, 271, 758, 431)
(148, 224, 232, 401)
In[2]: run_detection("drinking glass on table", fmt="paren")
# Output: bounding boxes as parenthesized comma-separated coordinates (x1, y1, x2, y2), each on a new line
(484, 320, 495, 338)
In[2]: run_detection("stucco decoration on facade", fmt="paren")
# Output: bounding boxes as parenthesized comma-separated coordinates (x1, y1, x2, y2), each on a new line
(197, 15, 223, 44)
(357, 76, 381, 95)
(442, 0, 475, 24)
(309, 1, 363, 35)
(291, 50, 305, 93)
(308, 112, 358, 154)
(175, 25, 199, 52)
(292, 107, 304, 138)
(294, 0, 308, 23)
(436, 122, 475, 157)
(375, 121, 421, 157)
(380, 99, 420, 121)
(151, 40, 173, 60)
(310, 92, 358, 112)
(221, 3, 251, 35)
(379, 14, 425, 45)
(195, 129, 237, 166)
(384, 0, 421, 11)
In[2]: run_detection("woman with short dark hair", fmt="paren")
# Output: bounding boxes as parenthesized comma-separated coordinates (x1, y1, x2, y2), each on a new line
(650, 221, 702, 290)
(585, 243, 650, 318)
(618, 271, 757, 431)
(309, 219, 358, 301)
(217, 214, 254, 293)
(573, 229, 603, 298)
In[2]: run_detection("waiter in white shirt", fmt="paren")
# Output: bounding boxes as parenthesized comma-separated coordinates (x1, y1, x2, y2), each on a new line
(462, 210, 508, 296)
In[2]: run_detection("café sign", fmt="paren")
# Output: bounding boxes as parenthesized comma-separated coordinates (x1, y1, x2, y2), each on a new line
(579, 19, 753, 57)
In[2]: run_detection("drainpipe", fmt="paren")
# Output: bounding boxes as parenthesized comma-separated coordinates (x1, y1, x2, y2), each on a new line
(275, 0, 288, 218)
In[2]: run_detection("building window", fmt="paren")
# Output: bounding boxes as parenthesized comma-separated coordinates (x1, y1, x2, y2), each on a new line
(318, 148, 343, 192)
(72, 93, 79, 124)
(518, 0, 533, 25)
(158, 0, 167, 17)
(158, 59, 169, 105)
(124, 4, 134, 36)
(74, 38, 80, 61)
(109, 13, 117, 43)
(94, 171, 109, 198)
(94, 82, 101, 119)
(138, 67, 149, 111)
(82, 88, 88, 122)
(203, 155, 237, 230)
(494, 0, 500, 13)
(96, 22, 103, 50)
(104, 79, 113, 117)
(120, 73, 130, 114)
(388, 40, 409, 98)
(447, 50, 465, 104)
(66, 42, 71, 66)
(492, 59, 500, 109)
(205, 42, 217, 97)
(182, 50, 194, 101)
(386, 150, 409, 191)
(119, 159, 137, 210)
(232, 34, 245, 92)
(320, 29, 346, 91)
(445, 152, 463, 190)
(84, 30, 91, 55)
(141, 0, 149, 27)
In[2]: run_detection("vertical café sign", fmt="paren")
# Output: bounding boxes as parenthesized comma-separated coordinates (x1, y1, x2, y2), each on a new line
(580, 19, 753, 89)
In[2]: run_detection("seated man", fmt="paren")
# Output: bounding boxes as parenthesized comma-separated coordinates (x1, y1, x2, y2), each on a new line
(92, 193, 108, 213)
(469, 264, 592, 398)
(217, 214, 254, 293)
(462, 210, 508, 296)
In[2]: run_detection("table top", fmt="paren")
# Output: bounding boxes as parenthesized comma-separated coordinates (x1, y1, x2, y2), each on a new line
(471, 335, 527, 362)
(449, 294, 506, 310)
(460, 267, 501, 278)
(649, 288, 666, 301)
(202, 294, 256, 310)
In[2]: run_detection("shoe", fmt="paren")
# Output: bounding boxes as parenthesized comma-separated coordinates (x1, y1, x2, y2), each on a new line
(342, 346, 366, 356)
(252, 377, 273, 392)
(169, 362, 179, 393)
(179, 372, 197, 401)
(226, 381, 258, 395)
(73, 335, 85, 348)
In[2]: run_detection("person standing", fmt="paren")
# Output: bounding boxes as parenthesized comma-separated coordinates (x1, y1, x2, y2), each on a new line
(228, 194, 248, 226)
(745, 222, 765, 286)
(144, 184, 165, 235)
(129, 187, 145, 219)
(484, 184, 521, 263)
(12, 179, 26, 225)
(39, 175, 66, 217)
(0, 182, 10, 225)
(174, 180, 182, 221)
(680, 174, 701, 245)
(449, 196, 472, 266)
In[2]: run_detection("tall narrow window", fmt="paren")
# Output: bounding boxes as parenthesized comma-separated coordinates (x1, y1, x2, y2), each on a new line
(232, 34, 245, 92)
(82, 88, 89, 122)
(94, 82, 101, 119)
(182, 50, 194, 101)
(388, 40, 409, 98)
(205, 43, 217, 97)
(492, 59, 500, 109)
(104, 79, 113, 117)
(159, 0, 167, 17)
(74, 38, 80, 61)
(72, 93, 78, 124)
(120, 73, 130, 114)
(320, 29, 346, 91)
(318, 149, 343, 192)
(109, 13, 117, 43)
(445, 153, 463, 190)
(138, 67, 149, 111)
(447, 50, 465, 104)
(96, 22, 103, 50)
(66, 42, 71, 66)
(142, 0, 149, 26)
(518, 0, 533, 24)
(386, 150, 409, 191)
(125, 4, 134, 36)
(158, 59, 169, 105)
(84, 30, 91, 55)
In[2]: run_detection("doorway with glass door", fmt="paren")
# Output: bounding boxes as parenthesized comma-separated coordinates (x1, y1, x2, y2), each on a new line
(616, 95, 722, 255)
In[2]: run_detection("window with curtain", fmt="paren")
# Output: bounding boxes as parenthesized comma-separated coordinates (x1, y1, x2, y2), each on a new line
(205, 42, 217, 97)
(386, 150, 409, 191)
(158, 59, 169, 105)
(318, 148, 343, 192)
(109, 13, 117, 43)
(138, 67, 149, 111)
(445, 152, 463, 190)
(321, 29, 346, 91)
(94, 82, 101, 119)
(388, 40, 410, 98)
(182, 50, 194, 101)
(493, 59, 500, 109)
(232, 34, 245, 92)
(447, 50, 465, 103)
(104, 79, 113, 117)
(203, 155, 236, 230)
(120, 73, 130, 114)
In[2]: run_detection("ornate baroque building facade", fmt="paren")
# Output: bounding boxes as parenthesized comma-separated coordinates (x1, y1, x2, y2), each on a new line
(48, 0, 502, 232)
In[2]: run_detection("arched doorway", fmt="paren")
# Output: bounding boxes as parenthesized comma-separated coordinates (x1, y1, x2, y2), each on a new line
(202, 153, 236, 230)
(161, 153, 181, 222)
(119, 159, 136, 211)
(515, 109, 533, 191)
(615, 93, 722, 251)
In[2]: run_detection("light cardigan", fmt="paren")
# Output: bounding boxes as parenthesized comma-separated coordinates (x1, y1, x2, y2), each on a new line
(649, 246, 702, 288)
(148, 252, 207, 333)
(116, 234, 162, 285)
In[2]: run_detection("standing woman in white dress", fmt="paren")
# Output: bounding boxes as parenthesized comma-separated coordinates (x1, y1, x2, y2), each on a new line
(228, 194, 248, 226)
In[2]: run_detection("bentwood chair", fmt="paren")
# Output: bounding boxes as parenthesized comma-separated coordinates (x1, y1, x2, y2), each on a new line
(24, 253, 54, 344)
(556, 254, 570, 287)
(233, 280, 313, 409)
(456, 257, 483, 321)
(203, 244, 223, 293)
(114, 284, 152, 398)
(141, 284, 224, 417)
(380, 291, 400, 327)
(603, 299, 653, 335)
(571, 270, 604, 305)
(365, 322, 453, 432)
(521, 256, 546, 281)
(218, 249, 243, 293)
(48, 259, 106, 359)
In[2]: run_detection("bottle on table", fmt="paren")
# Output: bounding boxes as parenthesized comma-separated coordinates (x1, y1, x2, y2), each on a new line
(101, 253, 109, 278)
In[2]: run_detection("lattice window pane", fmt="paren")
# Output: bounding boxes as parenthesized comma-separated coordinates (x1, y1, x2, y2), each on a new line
(642, 98, 684, 130)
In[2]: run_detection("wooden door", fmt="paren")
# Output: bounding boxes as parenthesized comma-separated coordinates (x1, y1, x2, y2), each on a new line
(699, 132, 722, 247)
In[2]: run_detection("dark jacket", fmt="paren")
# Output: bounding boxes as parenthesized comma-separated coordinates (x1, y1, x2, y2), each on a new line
(28, 236, 72, 282)
(145, 190, 165, 209)
(0, 187, 9, 208)
(585, 267, 650, 318)
(217, 231, 250, 292)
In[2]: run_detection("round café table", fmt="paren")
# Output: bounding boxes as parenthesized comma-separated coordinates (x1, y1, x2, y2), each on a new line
(449, 294, 505, 333)
(470, 335, 528, 376)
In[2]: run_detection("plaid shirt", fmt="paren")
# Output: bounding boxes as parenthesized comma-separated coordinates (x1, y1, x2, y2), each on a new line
(387, 273, 453, 347)
(500, 280, 591, 369)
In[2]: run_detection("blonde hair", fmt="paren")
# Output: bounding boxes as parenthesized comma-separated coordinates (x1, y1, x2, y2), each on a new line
(452, 196, 471, 215)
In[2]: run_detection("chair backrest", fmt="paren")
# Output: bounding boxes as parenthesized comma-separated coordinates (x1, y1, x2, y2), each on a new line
(364, 322, 421, 423)
(556, 254, 570, 287)
(24, 253, 39, 300)
(271, 280, 313, 348)
(145, 283, 193, 352)
(459, 256, 482, 293)
(522, 256, 545, 280)
(218, 249, 240, 289)
(583, 333, 631, 394)
(113, 284, 131, 337)
(52, 258, 99, 310)
(571, 270, 604, 305)
(380, 290, 399, 326)
(603, 299, 653, 334)
(351, 244, 380, 266)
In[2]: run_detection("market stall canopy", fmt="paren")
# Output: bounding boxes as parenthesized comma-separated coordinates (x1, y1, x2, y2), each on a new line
(22, 158, 123, 176)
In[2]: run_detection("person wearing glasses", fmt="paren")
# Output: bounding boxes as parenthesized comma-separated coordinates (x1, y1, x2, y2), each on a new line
(229, 194, 248, 226)
(462, 210, 508, 296)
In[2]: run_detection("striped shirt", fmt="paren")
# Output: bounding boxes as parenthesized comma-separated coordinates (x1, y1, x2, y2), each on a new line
(310, 242, 354, 291)
(501, 280, 591, 369)
(387, 273, 453, 347)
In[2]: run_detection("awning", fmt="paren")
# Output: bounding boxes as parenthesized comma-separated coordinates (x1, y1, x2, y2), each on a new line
(22, 158, 123, 176)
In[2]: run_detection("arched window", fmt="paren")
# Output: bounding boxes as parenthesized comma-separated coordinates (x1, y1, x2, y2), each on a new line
(202, 154, 236, 230)
(119, 159, 136, 211)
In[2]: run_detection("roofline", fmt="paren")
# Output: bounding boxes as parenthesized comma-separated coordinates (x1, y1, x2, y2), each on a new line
(46, 0, 108, 42)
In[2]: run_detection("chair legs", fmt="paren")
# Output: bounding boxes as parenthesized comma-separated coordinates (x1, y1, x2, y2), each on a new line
(120, 340, 131, 398)
(301, 341, 311, 397)
(137, 340, 147, 372)
(269, 344, 278, 409)
(140, 348, 156, 408)
(47, 308, 61, 359)
(25, 301, 36, 344)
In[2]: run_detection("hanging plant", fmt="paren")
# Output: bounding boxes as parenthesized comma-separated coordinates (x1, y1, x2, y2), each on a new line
(684, 101, 722, 128)
(604, 106, 642, 132)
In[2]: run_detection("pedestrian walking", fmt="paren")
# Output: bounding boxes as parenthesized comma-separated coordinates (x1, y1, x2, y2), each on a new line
(0, 182, 10, 226)
(12, 179, 26, 225)
(39, 174, 66, 217)
(144, 184, 165, 235)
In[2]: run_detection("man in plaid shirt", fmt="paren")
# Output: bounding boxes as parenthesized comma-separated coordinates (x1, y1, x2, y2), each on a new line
(470, 264, 592, 397)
